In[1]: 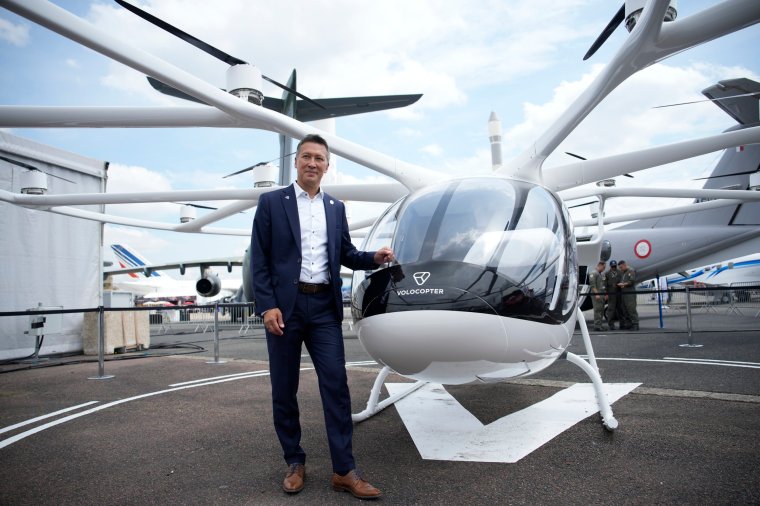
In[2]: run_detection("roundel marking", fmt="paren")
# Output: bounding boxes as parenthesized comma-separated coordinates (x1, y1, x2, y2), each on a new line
(634, 239, 652, 259)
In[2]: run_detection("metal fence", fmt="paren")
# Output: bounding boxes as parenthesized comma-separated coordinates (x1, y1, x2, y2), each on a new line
(148, 303, 263, 335)
(633, 283, 760, 318)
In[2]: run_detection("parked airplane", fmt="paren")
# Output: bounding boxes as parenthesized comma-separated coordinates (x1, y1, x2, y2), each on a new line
(564, 77, 760, 283)
(2, 0, 760, 432)
(106, 244, 242, 302)
(663, 253, 760, 287)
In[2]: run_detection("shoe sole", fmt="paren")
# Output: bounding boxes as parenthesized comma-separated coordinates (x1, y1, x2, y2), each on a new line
(283, 483, 304, 494)
(332, 485, 381, 499)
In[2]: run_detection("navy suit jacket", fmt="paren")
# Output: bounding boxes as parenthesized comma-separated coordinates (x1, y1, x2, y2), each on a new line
(250, 184, 377, 321)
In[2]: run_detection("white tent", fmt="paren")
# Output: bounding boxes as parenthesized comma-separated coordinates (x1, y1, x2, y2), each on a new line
(0, 132, 106, 359)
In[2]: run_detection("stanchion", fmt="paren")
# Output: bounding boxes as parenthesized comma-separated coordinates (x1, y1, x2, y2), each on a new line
(88, 306, 115, 380)
(679, 287, 703, 348)
(206, 301, 227, 365)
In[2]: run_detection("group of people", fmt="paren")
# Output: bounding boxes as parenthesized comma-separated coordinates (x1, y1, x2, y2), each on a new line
(587, 259, 639, 331)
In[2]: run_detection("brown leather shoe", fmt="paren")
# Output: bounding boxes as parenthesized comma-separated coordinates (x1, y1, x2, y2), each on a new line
(282, 463, 305, 494)
(331, 469, 381, 499)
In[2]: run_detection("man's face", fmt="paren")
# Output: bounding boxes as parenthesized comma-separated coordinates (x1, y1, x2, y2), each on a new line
(619, 263, 627, 272)
(295, 141, 329, 188)
(597, 264, 605, 273)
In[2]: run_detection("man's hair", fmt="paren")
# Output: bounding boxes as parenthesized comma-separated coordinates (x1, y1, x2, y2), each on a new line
(296, 134, 330, 161)
(597, 261, 606, 267)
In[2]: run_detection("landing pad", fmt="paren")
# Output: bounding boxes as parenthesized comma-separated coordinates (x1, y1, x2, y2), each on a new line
(1, 326, 759, 504)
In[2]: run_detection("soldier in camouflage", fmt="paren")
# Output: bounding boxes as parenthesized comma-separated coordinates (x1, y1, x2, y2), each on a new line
(604, 260, 622, 330)
(588, 261, 607, 331)
(617, 260, 639, 331)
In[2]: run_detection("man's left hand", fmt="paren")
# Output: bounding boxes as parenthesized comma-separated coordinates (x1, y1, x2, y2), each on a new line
(374, 246, 395, 265)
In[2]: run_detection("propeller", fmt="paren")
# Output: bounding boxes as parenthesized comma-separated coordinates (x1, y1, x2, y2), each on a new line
(565, 152, 634, 178)
(115, 0, 325, 109)
(222, 152, 296, 179)
(0, 154, 76, 184)
(693, 169, 759, 181)
(583, 4, 625, 61)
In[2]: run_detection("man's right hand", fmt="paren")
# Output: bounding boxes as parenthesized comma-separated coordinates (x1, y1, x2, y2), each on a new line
(263, 308, 285, 336)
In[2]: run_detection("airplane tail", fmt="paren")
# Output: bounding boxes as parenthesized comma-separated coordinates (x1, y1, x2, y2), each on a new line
(110, 244, 165, 278)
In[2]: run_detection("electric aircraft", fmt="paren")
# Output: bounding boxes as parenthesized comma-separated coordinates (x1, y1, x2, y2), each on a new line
(2, 0, 760, 431)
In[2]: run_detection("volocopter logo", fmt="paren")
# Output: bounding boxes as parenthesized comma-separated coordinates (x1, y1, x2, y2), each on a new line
(413, 272, 431, 286)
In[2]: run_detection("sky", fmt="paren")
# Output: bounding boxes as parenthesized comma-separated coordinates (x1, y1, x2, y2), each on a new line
(1, 0, 758, 280)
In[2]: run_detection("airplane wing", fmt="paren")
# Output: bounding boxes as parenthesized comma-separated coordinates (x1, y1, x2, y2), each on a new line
(104, 257, 243, 278)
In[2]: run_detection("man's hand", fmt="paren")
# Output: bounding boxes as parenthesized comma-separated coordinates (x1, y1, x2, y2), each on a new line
(374, 246, 395, 265)
(263, 308, 285, 336)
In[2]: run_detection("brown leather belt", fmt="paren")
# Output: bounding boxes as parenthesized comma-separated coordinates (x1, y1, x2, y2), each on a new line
(298, 282, 330, 294)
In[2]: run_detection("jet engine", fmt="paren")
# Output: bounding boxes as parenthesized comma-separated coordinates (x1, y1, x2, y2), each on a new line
(196, 270, 221, 298)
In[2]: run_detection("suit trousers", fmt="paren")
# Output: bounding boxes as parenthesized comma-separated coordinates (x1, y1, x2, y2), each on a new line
(265, 289, 355, 474)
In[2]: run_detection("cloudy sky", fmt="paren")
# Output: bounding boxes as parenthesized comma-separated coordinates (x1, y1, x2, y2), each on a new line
(1, 0, 758, 276)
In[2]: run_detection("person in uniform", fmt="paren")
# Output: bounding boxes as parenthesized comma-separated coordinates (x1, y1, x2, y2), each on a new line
(617, 260, 639, 331)
(588, 261, 607, 331)
(604, 260, 622, 330)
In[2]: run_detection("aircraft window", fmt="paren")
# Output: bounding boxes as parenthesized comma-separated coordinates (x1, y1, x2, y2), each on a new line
(363, 198, 403, 254)
(392, 178, 518, 265)
(388, 177, 576, 315)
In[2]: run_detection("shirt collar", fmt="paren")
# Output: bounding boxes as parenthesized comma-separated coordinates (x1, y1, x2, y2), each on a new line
(293, 180, 323, 200)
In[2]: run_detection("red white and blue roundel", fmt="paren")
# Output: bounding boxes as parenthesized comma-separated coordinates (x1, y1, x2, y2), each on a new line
(634, 239, 652, 259)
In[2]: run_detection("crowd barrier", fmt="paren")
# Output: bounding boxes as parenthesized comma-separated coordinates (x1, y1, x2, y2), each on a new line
(630, 283, 760, 317)
(148, 303, 262, 335)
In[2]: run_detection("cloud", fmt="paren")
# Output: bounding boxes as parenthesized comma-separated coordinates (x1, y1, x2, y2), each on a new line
(0, 17, 29, 46)
(83, 1, 603, 114)
(105, 163, 177, 219)
(504, 60, 760, 186)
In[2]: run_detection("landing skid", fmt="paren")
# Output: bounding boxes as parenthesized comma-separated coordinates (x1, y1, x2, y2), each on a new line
(353, 306, 619, 431)
(352, 366, 426, 423)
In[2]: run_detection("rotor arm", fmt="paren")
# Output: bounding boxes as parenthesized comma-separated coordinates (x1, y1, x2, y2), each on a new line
(544, 125, 760, 192)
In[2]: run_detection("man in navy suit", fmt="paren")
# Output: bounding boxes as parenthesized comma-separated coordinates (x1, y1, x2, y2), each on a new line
(251, 134, 394, 499)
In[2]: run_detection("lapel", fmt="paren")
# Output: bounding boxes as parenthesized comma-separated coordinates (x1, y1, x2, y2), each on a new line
(323, 192, 337, 267)
(281, 185, 300, 251)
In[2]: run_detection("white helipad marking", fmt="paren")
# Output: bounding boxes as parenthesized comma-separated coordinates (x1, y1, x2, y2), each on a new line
(0, 401, 99, 435)
(387, 382, 640, 463)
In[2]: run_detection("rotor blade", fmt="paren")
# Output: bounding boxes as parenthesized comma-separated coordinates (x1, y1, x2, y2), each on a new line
(0, 155, 76, 184)
(568, 200, 597, 209)
(262, 75, 325, 110)
(117, 1, 325, 110)
(583, 4, 625, 61)
(114, 0, 245, 65)
(693, 169, 758, 181)
(222, 152, 297, 178)
(147, 76, 210, 104)
(653, 91, 760, 109)
(566, 153, 633, 177)
(175, 202, 218, 210)
(565, 151, 587, 160)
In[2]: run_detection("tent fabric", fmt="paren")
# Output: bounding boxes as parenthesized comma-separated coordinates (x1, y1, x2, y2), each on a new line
(0, 132, 106, 359)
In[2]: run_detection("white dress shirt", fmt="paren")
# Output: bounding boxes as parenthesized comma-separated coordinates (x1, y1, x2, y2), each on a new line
(294, 181, 330, 284)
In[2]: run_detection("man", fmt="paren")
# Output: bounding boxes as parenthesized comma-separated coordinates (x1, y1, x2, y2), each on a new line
(617, 260, 639, 331)
(251, 134, 392, 499)
(604, 260, 622, 330)
(588, 261, 607, 331)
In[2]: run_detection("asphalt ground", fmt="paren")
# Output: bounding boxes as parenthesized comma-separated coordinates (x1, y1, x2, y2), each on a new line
(1, 307, 759, 505)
